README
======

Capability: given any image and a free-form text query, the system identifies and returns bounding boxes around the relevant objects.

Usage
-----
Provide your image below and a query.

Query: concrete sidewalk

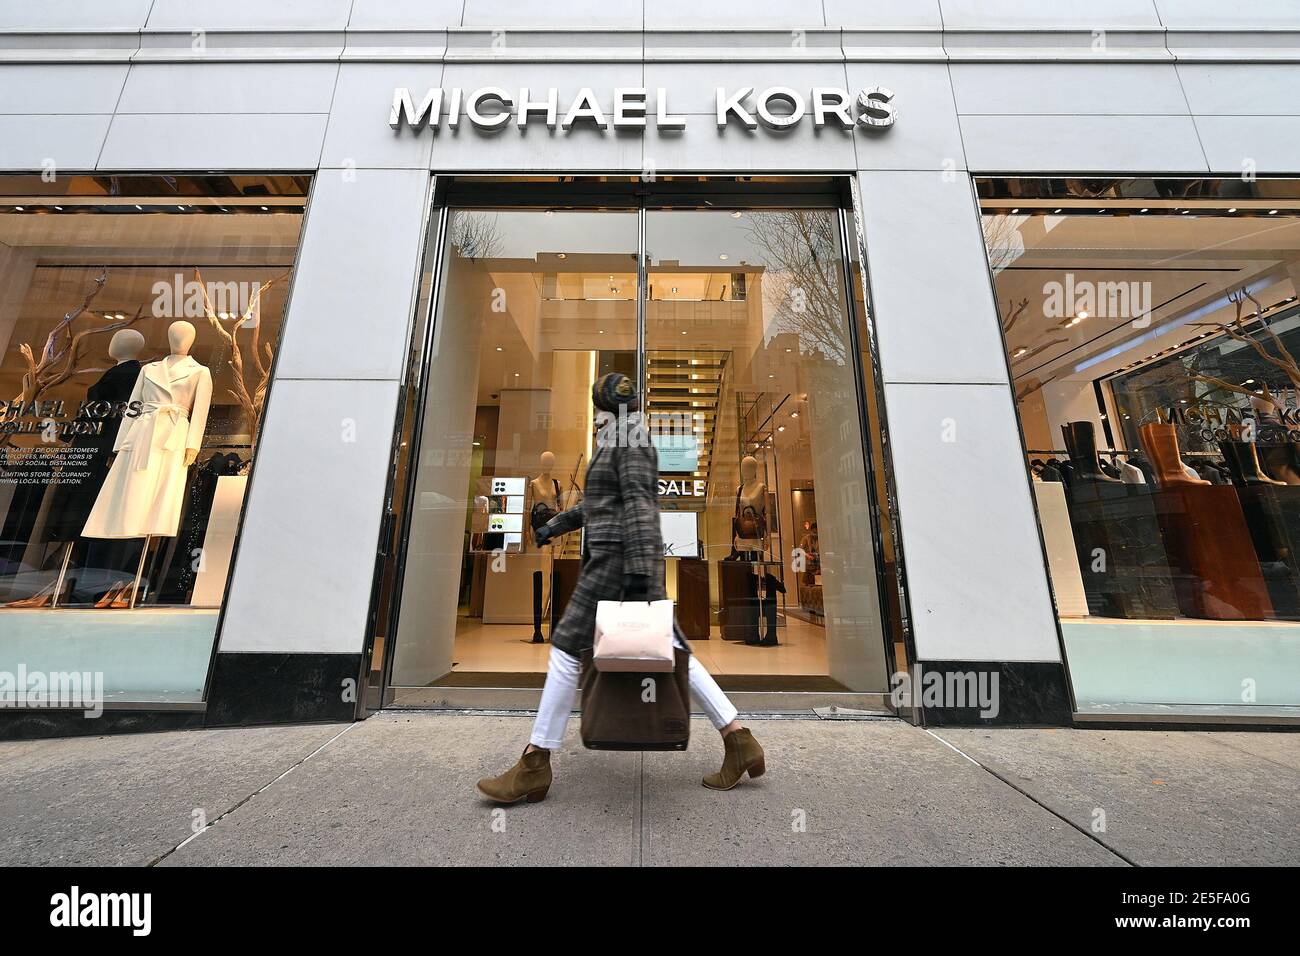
[1,714,1296,866]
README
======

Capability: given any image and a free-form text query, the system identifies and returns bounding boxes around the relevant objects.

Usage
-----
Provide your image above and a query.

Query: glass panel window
[0,174,309,706]
[979,177,1300,715]
[390,208,639,688]
[644,209,887,692]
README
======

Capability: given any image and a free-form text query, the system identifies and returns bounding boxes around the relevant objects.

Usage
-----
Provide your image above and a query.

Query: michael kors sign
[389,86,896,132]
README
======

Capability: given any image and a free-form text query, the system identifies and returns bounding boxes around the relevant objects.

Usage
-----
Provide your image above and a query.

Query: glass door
[387,207,638,693]
[644,208,890,693]
[379,179,894,704]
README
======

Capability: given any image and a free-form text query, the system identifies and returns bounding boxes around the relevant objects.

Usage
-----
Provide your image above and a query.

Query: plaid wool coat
[542,414,686,657]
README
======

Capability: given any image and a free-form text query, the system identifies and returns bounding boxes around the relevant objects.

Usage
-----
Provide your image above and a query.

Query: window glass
[979,178,1300,714]
[0,175,308,706]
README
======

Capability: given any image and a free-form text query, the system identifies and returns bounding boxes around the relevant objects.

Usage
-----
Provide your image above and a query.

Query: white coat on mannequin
[82,321,213,539]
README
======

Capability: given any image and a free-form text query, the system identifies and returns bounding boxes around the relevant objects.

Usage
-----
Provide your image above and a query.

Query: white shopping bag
[593,599,675,672]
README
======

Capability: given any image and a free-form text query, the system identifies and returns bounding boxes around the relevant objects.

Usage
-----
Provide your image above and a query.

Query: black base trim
[204,652,361,726]
[914,660,1072,727]
[0,708,206,741]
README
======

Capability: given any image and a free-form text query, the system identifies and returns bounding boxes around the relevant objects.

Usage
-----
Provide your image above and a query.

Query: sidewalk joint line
[923,729,1139,868]
[147,722,361,866]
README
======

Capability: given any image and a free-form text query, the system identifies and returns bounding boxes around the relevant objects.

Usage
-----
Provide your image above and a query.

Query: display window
[979,177,1300,716]
[379,178,893,699]
[0,174,309,705]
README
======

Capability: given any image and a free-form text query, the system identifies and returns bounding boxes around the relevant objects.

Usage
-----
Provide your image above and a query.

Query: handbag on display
[592,598,675,671]
[579,647,691,751]
[733,486,768,540]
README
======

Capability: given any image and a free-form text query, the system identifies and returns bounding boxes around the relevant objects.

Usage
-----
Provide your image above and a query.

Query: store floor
[444,614,836,689]
[5,715,1297,866]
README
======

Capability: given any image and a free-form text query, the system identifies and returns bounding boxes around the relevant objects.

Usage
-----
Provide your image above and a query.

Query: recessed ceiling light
[261,205,268,211]
[784,347,792,352]
[731,212,742,219]
[557,252,566,259]
[1228,207,1237,213]
[14,206,22,211]
[1270,209,1279,215]
[598,329,604,334]
[777,425,785,432]
[1011,208,1019,214]
[790,411,798,418]
[671,287,677,293]
[680,330,687,335]
[1053,208,1062,214]
[513,372,520,377]
[719,254,728,261]
[1140,208,1148,213]
[495,346,503,352]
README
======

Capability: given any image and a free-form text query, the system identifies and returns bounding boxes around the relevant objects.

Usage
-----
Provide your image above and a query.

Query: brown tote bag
[579,648,691,751]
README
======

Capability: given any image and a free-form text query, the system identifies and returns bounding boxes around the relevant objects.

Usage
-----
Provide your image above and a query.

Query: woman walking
[476,372,766,804]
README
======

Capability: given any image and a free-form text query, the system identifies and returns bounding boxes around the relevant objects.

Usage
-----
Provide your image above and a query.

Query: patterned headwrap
[591,371,639,413]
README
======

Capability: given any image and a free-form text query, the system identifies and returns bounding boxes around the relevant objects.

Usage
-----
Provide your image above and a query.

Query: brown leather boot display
[702,727,765,791]
[1139,423,1209,486]
[476,747,552,804]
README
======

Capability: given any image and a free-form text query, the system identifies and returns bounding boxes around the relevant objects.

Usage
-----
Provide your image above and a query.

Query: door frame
[361,174,915,716]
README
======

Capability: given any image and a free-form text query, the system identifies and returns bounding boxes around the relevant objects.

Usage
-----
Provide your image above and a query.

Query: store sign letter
[390,86,895,133]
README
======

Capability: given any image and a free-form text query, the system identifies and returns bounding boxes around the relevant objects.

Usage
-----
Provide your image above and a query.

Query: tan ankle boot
[476,748,552,804]
[703,728,765,791]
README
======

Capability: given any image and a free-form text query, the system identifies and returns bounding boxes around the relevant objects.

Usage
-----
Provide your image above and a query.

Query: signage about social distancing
[390,86,896,132]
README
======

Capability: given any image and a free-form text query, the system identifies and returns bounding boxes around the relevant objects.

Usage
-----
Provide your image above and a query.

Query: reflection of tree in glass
[745,210,847,365]
[451,212,504,260]
[982,214,1024,274]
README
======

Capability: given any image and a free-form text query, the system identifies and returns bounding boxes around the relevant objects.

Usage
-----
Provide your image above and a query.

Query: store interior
[0,175,306,701]
[981,178,1300,712]
[389,201,888,694]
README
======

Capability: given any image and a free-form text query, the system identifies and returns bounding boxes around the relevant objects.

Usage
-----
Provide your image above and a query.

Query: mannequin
[26,330,148,609]
[44,329,146,541]
[733,456,769,553]
[732,455,781,646]
[83,320,213,541]
[527,450,563,547]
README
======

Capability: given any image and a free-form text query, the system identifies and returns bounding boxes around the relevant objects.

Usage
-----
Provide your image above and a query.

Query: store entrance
[369,177,899,710]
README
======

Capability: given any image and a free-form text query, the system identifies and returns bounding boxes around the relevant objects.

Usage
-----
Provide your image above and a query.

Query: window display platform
[0,608,217,703]
[1062,618,1300,711]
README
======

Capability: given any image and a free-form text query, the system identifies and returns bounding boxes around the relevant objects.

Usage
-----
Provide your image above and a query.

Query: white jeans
[530,643,739,750]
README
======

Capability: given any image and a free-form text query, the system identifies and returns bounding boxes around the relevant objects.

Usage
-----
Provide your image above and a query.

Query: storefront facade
[3,1,1300,738]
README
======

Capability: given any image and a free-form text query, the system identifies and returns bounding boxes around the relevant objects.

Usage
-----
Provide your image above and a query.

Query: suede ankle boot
[703,728,765,791]
[476,747,552,804]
